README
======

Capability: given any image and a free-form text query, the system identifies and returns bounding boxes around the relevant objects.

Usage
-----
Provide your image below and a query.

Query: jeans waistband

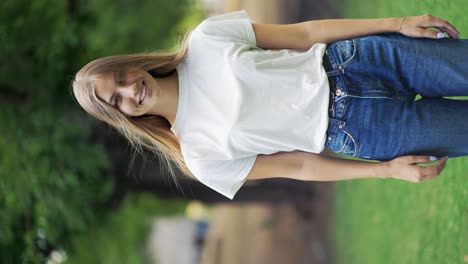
[323,51,350,154]
[323,50,346,78]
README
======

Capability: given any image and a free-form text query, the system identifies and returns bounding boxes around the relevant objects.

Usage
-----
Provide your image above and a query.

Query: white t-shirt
[171,10,330,199]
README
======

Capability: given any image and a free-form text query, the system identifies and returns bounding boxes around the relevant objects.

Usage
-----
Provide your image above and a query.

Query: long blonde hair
[72,30,195,189]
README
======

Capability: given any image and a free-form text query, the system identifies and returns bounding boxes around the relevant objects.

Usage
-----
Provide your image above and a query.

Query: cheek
[120,102,137,116]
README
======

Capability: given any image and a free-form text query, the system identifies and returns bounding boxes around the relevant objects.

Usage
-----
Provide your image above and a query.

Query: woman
[73,10,467,200]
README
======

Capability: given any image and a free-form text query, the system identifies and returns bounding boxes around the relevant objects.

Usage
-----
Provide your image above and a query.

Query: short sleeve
[195,10,257,47]
[185,155,257,200]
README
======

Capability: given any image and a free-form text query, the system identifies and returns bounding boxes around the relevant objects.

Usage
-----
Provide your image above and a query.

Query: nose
[119,83,139,100]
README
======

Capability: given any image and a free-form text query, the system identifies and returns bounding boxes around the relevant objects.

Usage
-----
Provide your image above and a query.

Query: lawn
[332,1,468,263]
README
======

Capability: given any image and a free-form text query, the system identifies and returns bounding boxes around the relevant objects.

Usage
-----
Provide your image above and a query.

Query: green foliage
[0,104,111,263]
[0,0,203,262]
[81,0,199,56]
[332,1,468,263]
[66,193,187,264]
[0,0,72,103]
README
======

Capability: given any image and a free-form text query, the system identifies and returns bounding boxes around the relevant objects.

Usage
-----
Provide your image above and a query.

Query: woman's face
[94,68,160,117]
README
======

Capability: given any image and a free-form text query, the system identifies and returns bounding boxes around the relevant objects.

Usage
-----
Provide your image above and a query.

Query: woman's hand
[384,155,448,182]
[398,14,460,39]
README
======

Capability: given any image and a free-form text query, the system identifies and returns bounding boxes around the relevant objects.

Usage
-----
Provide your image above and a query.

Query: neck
[149,70,179,126]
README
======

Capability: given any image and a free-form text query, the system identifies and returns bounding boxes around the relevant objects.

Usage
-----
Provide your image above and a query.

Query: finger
[405,155,439,164]
[431,18,460,38]
[436,156,449,171]
[420,156,448,179]
[435,26,459,39]
[421,15,459,39]
[418,28,440,39]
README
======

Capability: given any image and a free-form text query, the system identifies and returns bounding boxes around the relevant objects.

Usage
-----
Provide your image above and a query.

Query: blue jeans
[323,34,468,160]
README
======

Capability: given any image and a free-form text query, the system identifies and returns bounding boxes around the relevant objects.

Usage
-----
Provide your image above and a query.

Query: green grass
[332,1,468,263]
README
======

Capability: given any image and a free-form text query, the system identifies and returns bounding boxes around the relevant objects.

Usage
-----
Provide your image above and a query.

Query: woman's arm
[252,14,460,50]
[246,151,447,183]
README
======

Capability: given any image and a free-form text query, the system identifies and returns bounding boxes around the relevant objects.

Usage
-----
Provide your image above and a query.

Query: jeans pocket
[331,39,358,66]
[325,124,358,157]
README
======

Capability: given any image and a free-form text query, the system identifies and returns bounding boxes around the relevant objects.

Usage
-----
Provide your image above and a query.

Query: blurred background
[0,0,466,263]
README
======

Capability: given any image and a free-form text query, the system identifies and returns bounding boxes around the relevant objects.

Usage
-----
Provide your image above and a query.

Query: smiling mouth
[139,81,147,104]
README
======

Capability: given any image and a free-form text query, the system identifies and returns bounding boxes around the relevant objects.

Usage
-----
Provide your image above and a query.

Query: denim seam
[337,43,350,59]
[347,94,411,100]
[342,127,359,157]
[346,80,414,100]
[338,39,358,67]
[334,95,349,120]
[336,139,348,153]
[326,48,347,85]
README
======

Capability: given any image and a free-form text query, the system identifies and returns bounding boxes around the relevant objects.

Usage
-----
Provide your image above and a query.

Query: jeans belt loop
[329,117,346,128]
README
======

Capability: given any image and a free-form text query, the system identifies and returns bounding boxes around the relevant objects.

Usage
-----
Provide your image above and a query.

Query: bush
[0,0,203,262]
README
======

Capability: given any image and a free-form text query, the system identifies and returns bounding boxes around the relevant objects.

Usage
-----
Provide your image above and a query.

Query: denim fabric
[323,34,468,160]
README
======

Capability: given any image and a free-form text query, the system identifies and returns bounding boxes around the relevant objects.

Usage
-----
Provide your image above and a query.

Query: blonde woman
[73,11,466,199]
